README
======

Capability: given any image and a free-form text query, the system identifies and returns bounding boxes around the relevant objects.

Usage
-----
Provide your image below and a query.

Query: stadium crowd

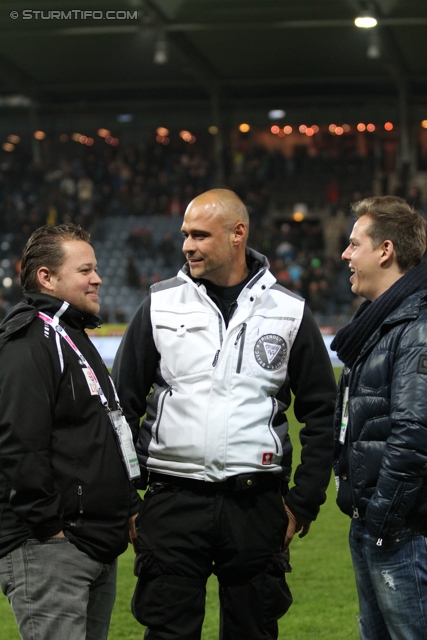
[0,130,425,326]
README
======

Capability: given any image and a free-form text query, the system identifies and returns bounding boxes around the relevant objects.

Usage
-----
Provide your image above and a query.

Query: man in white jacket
[113,188,336,640]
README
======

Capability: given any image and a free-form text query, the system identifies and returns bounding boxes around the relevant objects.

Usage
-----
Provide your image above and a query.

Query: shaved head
[187,189,249,237]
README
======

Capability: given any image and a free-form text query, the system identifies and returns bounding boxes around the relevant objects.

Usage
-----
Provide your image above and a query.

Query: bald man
[113,188,336,640]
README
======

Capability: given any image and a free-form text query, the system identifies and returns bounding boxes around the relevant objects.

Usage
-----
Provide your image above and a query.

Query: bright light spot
[329,124,337,133]
[305,128,314,137]
[110,138,119,146]
[2,143,14,152]
[311,125,319,133]
[268,109,286,120]
[86,138,94,146]
[189,136,196,144]
[367,123,376,132]
[34,130,46,140]
[72,133,82,142]
[299,125,307,133]
[343,124,350,132]
[7,135,20,144]
[97,129,110,138]
[354,16,377,28]
[156,127,169,137]
[384,122,393,131]
[180,130,192,142]
[293,212,304,222]
[357,123,366,132]
[271,125,280,134]
[239,123,250,133]
[284,126,293,134]
[208,126,219,135]
[105,136,113,144]
[79,135,88,144]
[422,120,427,129]
[60,134,68,142]
[335,127,344,135]
[2,277,12,288]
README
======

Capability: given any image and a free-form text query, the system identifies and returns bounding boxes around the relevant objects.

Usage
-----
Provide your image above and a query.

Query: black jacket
[334,290,427,544]
[0,293,140,563]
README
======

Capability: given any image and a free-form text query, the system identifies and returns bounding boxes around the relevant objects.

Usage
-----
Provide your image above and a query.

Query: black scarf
[331,260,427,369]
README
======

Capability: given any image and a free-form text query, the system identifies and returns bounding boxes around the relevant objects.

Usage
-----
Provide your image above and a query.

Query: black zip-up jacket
[334,290,427,544]
[0,293,140,563]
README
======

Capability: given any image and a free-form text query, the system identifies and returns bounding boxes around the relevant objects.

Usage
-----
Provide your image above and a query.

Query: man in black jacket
[332,196,427,640]
[0,223,141,640]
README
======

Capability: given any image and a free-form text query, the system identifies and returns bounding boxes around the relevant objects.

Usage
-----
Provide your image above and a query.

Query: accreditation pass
[109,410,140,480]
[339,387,349,444]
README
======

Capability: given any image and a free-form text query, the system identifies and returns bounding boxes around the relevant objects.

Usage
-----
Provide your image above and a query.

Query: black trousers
[132,473,292,640]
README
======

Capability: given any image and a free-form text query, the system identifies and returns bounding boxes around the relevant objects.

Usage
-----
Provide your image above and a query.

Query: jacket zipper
[212,313,224,367]
[70,372,76,401]
[77,485,83,514]
[268,397,280,453]
[234,323,247,373]
[342,366,360,521]
[375,482,405,546]
[154,386,173,444]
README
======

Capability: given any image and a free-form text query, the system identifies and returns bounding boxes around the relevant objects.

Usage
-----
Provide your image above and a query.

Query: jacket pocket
[153,308,215,377]
[153,386,173,444]
[235,323,247,373]
[268,397,280,453]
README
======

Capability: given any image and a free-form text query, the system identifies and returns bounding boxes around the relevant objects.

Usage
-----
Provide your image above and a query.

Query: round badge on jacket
[254,334,287,370]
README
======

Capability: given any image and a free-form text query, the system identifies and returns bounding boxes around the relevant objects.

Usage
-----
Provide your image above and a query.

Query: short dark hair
[20,223,91,292]
[351,196,426,272]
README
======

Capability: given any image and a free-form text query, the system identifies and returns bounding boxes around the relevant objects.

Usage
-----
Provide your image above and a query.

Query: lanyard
[38,304,120,412]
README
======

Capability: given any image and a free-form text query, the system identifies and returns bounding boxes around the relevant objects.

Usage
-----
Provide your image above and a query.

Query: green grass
[1,368,359,639]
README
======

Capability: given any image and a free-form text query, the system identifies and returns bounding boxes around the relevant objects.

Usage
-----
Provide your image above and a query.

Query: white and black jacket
[113,249,336,521]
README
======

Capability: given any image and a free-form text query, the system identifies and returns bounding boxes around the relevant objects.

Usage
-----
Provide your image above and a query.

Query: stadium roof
[0,0,426,127]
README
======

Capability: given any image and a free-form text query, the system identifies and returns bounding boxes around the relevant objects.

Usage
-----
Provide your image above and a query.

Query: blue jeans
[0,537,117,640]
[350,518,427,640]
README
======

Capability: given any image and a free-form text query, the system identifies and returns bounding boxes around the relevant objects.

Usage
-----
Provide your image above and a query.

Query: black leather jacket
[334,290,427,544]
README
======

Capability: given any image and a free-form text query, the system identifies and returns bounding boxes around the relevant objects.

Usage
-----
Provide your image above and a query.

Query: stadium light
[355,13,377,28]
[154,34,168,64]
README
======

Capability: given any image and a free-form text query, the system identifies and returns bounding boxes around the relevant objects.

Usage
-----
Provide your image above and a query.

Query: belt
[148,471,280,493]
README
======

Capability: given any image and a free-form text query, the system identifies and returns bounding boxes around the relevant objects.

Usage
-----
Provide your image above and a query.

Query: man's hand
[283,503,311,552]
[128,513,139,554]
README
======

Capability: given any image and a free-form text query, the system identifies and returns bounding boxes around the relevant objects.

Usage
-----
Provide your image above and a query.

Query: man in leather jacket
[332,196,427,640]
[0,223,140,640]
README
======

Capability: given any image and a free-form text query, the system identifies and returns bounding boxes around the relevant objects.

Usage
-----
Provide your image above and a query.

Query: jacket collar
[17,292,102,330]
[355,289,427,364]
[382,289,427,325]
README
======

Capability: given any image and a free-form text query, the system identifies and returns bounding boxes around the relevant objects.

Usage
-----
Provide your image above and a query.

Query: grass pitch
[1,367,359,639]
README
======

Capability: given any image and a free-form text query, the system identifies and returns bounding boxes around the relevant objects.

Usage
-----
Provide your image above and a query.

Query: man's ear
[379,239,395,267]
[36,267,54,292]
[232,222,247,247]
